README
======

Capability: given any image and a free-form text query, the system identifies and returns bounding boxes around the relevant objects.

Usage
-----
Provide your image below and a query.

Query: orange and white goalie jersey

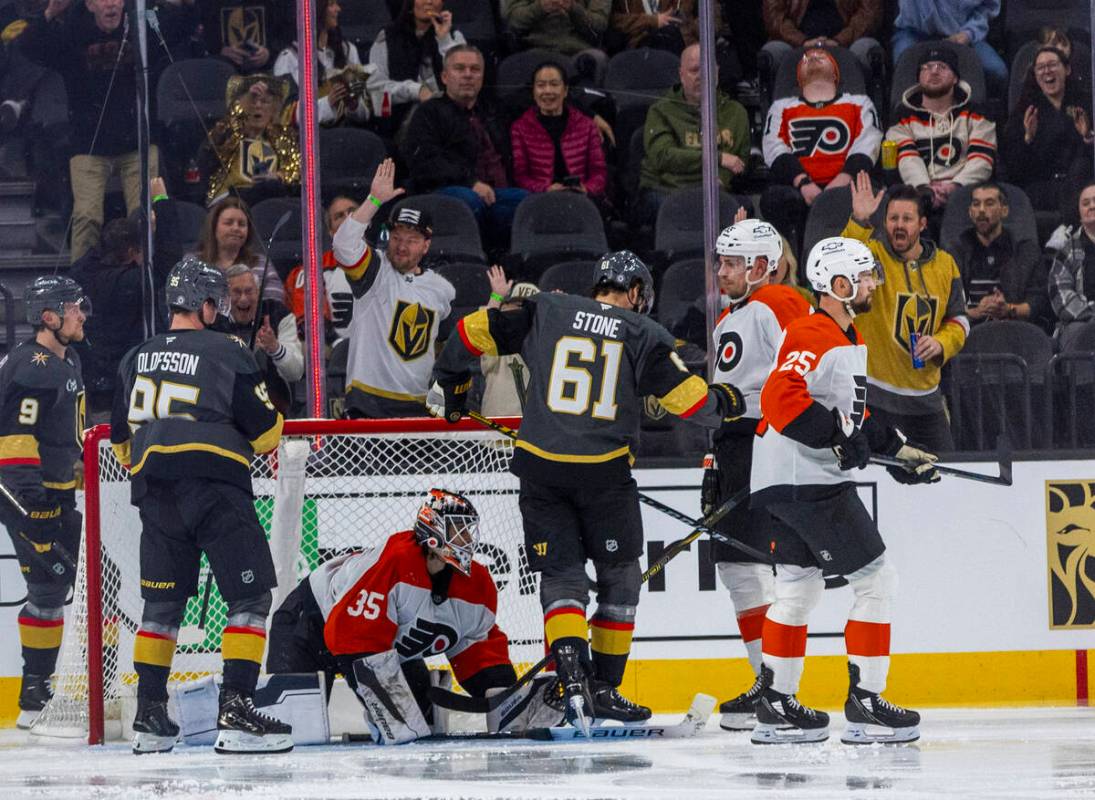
[712,284,813,419]
[751,311,868,503]
[309,531,511,684]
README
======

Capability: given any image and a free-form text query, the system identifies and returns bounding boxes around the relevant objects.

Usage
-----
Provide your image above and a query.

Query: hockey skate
[718,670,767,731]
[751,667,829,744]
[132,697,180,754]
[841,663,920,744]
[213,688,294,754]
[552,643,594,736]
[16,674,52,730]
[591,681,651,723]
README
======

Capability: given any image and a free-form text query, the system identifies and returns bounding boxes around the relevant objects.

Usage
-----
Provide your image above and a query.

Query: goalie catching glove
[883,430,939,485]
[426,379,472,424]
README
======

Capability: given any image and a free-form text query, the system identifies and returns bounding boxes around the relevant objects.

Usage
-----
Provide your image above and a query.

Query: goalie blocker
[266,492,561,742]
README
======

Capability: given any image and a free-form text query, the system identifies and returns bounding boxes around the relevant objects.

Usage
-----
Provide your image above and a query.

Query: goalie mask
[414,489,480,575]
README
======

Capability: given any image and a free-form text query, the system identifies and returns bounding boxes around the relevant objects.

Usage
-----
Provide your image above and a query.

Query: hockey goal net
[33,417,542,744]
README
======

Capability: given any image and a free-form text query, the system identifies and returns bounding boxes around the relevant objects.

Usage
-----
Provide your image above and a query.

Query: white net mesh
[32,420,541,741]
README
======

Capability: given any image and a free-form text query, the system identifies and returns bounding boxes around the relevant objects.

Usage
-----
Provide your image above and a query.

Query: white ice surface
[1,706,1094,799]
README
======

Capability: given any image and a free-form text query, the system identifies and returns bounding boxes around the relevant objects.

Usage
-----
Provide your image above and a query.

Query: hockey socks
[222,625,266,693]
[17,603,63,678]
[760,617,808,696]
[735,604,768,676]
[134,627,177,701]
[589,612,634,688]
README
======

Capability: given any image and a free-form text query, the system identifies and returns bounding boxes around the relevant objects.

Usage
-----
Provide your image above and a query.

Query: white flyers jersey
[333,216,455,402]
[711,284,813,419]
[751,311,868,503]
[310,531,511,684]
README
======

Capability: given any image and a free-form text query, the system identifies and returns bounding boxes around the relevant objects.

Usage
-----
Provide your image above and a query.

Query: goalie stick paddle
[428,488,752,715]
[343,693,715,744]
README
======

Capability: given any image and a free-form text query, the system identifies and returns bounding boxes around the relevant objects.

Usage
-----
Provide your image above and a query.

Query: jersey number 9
[547,337,624,421]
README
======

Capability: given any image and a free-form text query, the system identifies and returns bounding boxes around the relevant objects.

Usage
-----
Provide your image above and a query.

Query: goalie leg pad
[845,555,897,694]
[351,650,432,745]
[486,675,565,733]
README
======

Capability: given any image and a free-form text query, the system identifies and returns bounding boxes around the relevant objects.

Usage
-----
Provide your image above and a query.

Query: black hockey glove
[830,407,871,470]
[710,382,745,421]
[17,505,75,583]
[426,379,471,424]
[883,428,940,485]
[700,452,719,517]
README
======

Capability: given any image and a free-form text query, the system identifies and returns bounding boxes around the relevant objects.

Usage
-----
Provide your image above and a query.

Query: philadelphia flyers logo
[395,618,460,659]
[716,330,744,373]
[788,117,851,156]
[916,138,962,167]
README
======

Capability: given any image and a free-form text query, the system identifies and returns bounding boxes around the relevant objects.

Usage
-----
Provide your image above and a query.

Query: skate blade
[132,731,177,754]
[751,722,828,744]
[15,710,41,730]
[718,712,756,731]
[841,723,920,745]
[214,730,294,754]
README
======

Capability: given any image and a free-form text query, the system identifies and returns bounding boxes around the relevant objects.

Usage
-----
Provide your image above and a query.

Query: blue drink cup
[909,331,924,369]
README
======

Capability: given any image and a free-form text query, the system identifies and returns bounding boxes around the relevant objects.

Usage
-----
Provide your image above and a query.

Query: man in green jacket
[639,43,752,226]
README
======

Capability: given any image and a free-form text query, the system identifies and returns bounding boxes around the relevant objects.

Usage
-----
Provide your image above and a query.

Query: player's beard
[851,293,873,314]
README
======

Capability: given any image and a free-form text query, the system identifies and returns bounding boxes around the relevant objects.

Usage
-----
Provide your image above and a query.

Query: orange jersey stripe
[845,620,890,657]
[762,618,808,658]
[736,604,769,642]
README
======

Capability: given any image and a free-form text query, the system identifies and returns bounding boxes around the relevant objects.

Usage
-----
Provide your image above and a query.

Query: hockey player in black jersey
[0,276,88,728]
[429,251,745,732]
[111,256,290,755]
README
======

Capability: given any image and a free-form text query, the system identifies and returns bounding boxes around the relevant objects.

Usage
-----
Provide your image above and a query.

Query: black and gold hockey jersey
[0,340,84,502]
[434,292,725,487]
[110,329,283,496]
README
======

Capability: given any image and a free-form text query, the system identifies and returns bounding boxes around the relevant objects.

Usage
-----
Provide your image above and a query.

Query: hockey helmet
[592,250,655,314]
[414,488,480,575]
[714,220,785,296]
[165,255,231,316]
[805,237,881,303]
[24,275,90,325]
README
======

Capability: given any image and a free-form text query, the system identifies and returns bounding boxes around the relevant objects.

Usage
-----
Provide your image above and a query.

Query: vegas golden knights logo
[240,139,277,181]
[388,301,436,361]
[1046,480,1095,628]
[892,293,938,353]
[222,7,266,49]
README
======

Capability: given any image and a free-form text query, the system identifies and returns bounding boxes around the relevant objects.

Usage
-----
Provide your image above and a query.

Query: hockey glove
[885,430,939,484]
[831,407,871,470]
[425,379,470,424]
[710,382,745,421]
[700,452,719,517]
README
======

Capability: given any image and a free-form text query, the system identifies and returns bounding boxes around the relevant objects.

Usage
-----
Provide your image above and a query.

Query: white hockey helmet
[714,219,784,273]
[805,236,880,302]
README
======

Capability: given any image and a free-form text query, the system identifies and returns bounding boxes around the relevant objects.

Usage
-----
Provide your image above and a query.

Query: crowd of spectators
[1,0,1094,453]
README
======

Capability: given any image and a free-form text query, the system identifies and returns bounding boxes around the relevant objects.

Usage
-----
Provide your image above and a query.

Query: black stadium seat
[890,40,986,115]
[539,260,596,296]
[434,262,490,339]
[654,187,739,263]
[939,182,1038,256]
[319,128,386,201]
[510,192,607,281]
[603,48,680,110]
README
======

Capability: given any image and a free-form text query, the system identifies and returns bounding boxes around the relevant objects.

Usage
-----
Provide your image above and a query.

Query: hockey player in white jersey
[702,219,814,731]
[267,489,563,743]
[332,158,455,418]
[749,237,939,745]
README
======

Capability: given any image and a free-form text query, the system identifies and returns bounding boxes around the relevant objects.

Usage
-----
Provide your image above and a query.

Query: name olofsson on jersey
[136,351,200,377]
[572,309,622,338]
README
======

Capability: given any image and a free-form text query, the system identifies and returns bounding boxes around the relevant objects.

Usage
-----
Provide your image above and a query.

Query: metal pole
[132,0,154,337]
[297,0,327,417]
[696,0,720,380]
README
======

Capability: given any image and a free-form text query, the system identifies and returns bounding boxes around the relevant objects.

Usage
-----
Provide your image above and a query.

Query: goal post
[40,417,540,745]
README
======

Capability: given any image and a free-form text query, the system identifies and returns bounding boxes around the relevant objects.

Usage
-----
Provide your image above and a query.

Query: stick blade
[995,434,1013,486]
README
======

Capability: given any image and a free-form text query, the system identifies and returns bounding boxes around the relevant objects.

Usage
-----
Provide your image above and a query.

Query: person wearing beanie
[760,47,883,255]
[885,44,997,210]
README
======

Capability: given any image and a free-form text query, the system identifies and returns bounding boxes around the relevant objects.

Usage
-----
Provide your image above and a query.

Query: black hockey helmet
[165,255,230,315]
[591,250,655,314]
[24,275,90,325]
[414,488,480,575]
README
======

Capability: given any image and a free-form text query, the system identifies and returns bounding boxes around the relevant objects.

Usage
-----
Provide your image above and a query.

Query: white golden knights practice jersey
[712,284,813,420]
[751,311,869,504]
[309,530,511,685]
[332,216,455,405]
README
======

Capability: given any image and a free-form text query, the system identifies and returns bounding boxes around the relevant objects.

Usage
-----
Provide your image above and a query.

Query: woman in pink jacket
[510,62,608,199]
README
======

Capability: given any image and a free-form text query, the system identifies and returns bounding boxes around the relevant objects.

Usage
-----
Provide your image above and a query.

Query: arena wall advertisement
[0,457,1092,721]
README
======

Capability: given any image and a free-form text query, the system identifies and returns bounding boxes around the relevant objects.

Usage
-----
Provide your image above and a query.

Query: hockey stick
[0,477,78,580]
[428,486,751,714]
[868,437,1013,486]
[343,693,715,743]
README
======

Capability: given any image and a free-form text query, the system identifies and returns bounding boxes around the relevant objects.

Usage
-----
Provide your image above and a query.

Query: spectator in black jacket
[21,0,186,261]
[400,45,528,248]
[949,182,1051,333]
